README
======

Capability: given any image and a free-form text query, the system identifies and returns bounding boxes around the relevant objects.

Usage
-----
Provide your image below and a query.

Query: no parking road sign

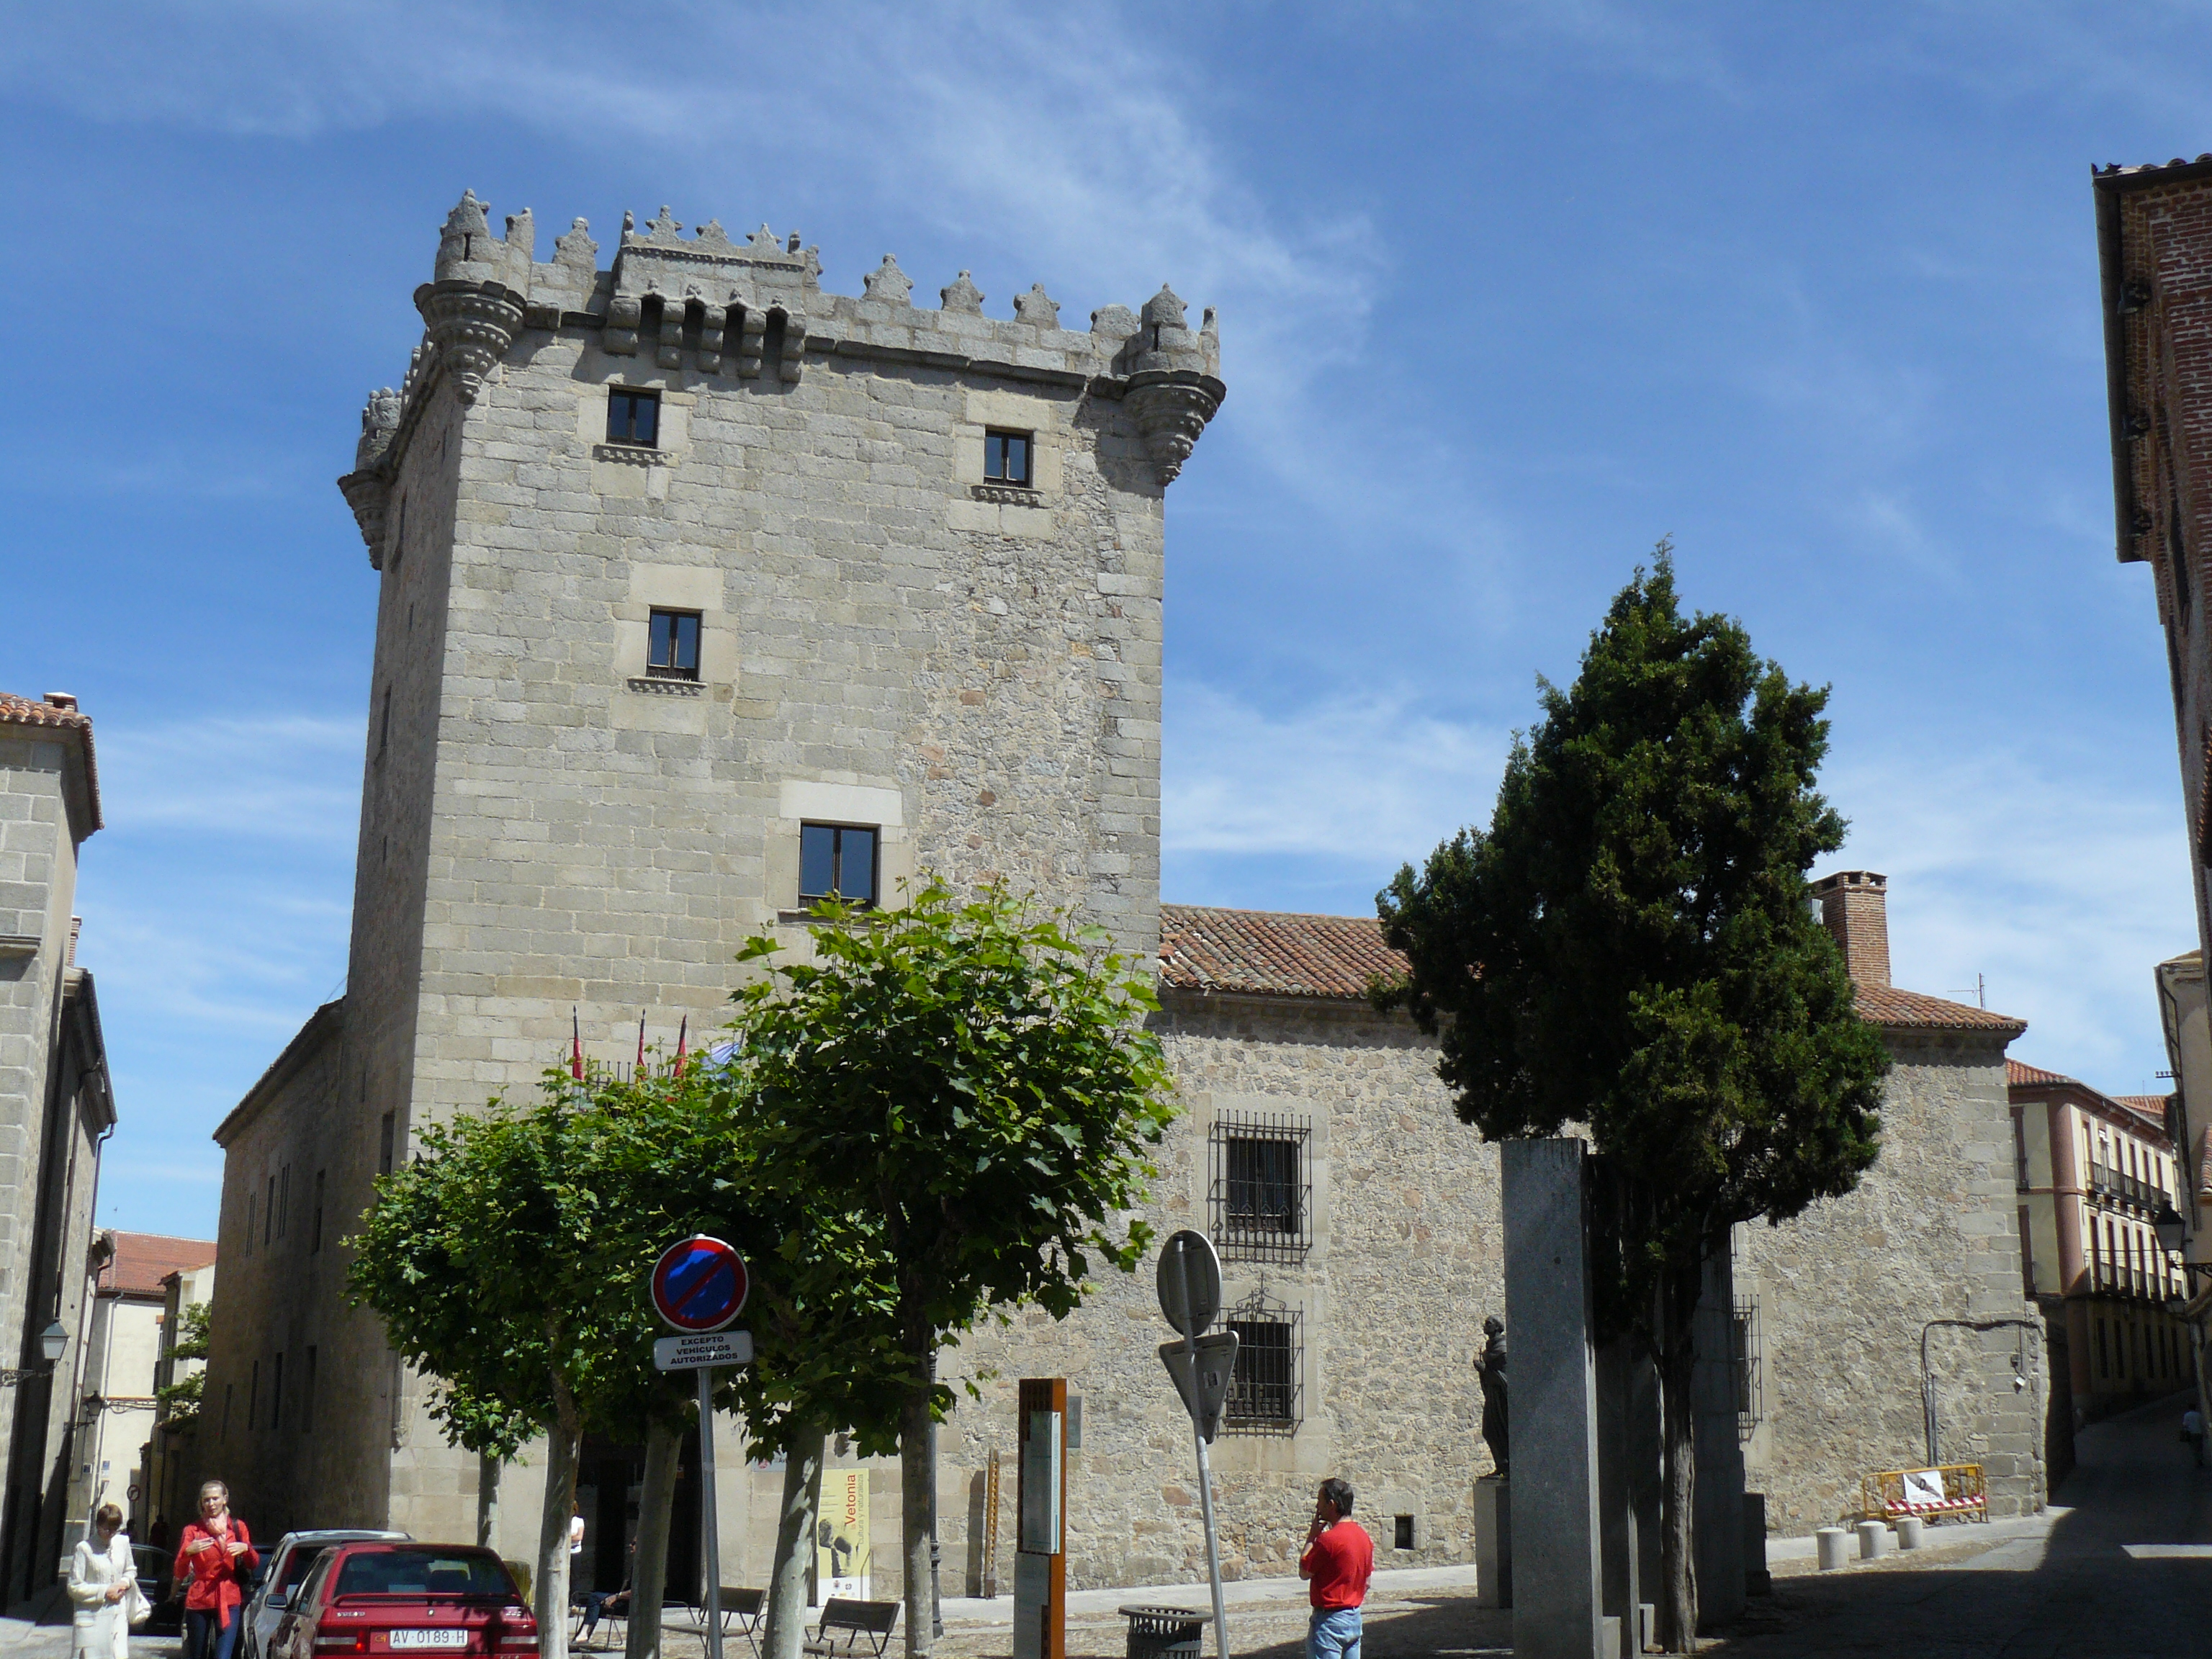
[651,1235,750,1333]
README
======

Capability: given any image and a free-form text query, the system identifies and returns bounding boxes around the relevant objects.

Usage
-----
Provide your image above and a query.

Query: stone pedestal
[1473,1476,1511,1607]
[1815,1527,1848,1571]
[1743,1493,1771,1596]
[1503,1138,1605,1659]
[1691,1245,1747,1628]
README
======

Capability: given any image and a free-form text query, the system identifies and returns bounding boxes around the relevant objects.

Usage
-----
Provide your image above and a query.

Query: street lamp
[2155,1202,2185,1257]
[0,1321,71,1386]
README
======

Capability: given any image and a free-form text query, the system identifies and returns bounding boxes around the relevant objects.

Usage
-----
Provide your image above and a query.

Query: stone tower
[199,193,1223,1541]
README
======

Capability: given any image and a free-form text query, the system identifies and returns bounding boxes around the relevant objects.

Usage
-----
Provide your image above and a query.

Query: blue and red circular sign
[650,1236,750,1334]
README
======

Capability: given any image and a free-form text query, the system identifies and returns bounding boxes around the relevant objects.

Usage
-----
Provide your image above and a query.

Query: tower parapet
[338,192,1225,563]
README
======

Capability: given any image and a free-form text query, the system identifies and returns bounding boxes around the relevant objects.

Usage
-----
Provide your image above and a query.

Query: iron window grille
[984,429,1033,487]
[647,608,702,680]
[1224,1289,1303,1435]
[1209,1111,1313,1264]
[1732,1298,1763,1443]
[607,387,660,447]
[799,822,879,907]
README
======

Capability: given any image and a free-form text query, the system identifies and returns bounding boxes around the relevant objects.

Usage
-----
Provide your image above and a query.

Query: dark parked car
[269,1542,537,1659]
[130,1544,181,1635]
[242,1531,411,1659]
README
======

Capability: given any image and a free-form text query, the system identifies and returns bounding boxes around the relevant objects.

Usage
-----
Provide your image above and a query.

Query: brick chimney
[1812,871,1889,988]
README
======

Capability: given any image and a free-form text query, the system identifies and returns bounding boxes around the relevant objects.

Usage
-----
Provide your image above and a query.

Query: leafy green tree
[154,1303,212,1430]
[730,881,1177,1657]
[1375,549,1889,1652]
[348,1062,916,1659]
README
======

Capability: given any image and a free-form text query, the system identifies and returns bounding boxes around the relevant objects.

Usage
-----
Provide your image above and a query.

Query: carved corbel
[1124,370,1226,485]
[338,469,392,570]
[413,280,525,403]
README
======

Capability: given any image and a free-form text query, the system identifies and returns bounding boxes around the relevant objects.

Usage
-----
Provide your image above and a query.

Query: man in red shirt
[1298,1478,1374,1659]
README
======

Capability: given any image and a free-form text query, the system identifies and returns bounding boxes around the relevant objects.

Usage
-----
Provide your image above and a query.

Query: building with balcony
[2007,1059,2189,1431]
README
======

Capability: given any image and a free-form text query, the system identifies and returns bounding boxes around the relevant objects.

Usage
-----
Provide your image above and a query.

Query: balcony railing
[2087,1164,2172,1213]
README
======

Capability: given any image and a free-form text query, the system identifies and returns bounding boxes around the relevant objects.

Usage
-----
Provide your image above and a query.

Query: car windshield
[334,1552,510,1598]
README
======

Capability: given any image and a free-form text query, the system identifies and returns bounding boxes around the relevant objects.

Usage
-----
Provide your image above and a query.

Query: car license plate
[388,1633,468,1650]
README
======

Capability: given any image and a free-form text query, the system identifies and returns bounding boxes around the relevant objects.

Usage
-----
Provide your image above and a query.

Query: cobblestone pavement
[1706,1390,2211,1658]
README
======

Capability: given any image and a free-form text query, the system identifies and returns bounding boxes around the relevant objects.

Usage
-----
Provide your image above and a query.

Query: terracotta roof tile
[2008,1059,2070,1087]
[0,691,102,832]
[2006,1068,2173,1149]
[1159,904,2027,1038]
[1158,905,1406,1000]
[1845,984,2026,1034]
[98,1232,217,1298]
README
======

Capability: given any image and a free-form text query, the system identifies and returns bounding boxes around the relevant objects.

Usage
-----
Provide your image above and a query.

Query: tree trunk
[901,1387,935,1658]
[1657,1264,1701,1654]
[537,1411,583,1659]
[761,1426,825,1659]
[479,1455,501,1550]
[624,1419,683,1659]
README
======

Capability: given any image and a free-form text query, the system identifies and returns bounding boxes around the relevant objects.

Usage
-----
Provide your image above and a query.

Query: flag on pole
[571,1008,583,1080]
[675,1015,688,1072]
[637,1008,647,1067]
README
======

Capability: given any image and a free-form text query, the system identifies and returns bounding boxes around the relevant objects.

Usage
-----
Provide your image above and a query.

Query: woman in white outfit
[67,1502,140,1659]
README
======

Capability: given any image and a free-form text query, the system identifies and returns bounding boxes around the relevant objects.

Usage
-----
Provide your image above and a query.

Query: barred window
[1209,1112,1312,1264]
[1225,1291,1302,1434]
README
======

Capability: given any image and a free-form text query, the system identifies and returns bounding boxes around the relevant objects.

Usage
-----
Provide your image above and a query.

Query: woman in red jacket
[173,1480,258,1659]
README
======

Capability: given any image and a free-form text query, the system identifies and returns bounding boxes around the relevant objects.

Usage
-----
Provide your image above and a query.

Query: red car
[270,1542,537,1659]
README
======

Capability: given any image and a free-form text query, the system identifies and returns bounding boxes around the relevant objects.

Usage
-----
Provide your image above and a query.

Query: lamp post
[0,1321,69,1386]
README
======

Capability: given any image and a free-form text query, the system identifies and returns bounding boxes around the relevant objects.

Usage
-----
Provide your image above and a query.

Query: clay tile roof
[2113,1095,2175,1136]
[1157,904,1407,1000]
[2007,1058,2072,1087]
[0,691,102,832]
[1159,904,2027,1040]
[98,1233,217,1298]
[1846,984,2026,1035]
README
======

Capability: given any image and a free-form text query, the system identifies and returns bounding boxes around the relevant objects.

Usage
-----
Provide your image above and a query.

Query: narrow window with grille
[1224,1292,1302,1433]
[1208,1112,1312,1264]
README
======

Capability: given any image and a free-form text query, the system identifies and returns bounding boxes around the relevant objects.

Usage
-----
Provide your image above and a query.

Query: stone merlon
[336,191,1226,560]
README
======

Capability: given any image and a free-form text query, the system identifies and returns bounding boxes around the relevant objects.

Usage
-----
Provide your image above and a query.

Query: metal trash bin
[1120,1605,1206,1659]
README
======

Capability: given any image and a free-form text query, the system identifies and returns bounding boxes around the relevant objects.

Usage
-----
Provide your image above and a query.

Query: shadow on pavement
[1704,1389,2212,1658]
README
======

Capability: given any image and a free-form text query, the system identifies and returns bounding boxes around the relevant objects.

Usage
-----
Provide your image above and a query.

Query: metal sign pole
[698,1365,724,1659]
[1177,1249,1229,1659]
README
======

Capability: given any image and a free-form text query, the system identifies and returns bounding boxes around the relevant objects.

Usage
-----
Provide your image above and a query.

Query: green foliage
[156,1303,212,1431]
[168,1301,211,1361]
[730,880,1177,1375]
[1376,546,1890,1323]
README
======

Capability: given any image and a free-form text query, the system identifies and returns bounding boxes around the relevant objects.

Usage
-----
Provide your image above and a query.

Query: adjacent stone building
[0,691,116,1598]
[2095,153,2212,1423]
[73,1233,217,1540]
[202,194,2041,1602]
[2005,1059,2188,1440]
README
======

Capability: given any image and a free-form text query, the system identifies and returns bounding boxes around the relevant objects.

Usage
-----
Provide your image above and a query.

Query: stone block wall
[1740,1030,2046,1531]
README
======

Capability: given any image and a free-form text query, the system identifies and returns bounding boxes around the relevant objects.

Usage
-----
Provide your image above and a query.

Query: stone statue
[1475,1315,1509,1476]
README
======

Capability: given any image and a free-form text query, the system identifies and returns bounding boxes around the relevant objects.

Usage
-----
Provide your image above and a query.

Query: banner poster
[817,1470,871,1600]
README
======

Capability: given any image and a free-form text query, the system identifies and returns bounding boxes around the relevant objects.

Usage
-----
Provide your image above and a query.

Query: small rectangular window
[608,388,660,448]
[278,1165,289,1238]
[647,609,702,680]
[264,1175,276,1245]
[984,429,1033,486]
[302,1346,317,1433]
[1393,1516,1415,1551]
[271,1350,284,1431]
[799,823,878,906]
[1209,1112,1313,1264]
[1225,1294,1302,1434]
[311,1170,325,1254]
[379,1112,396,1177]
[244,1193,256,1258]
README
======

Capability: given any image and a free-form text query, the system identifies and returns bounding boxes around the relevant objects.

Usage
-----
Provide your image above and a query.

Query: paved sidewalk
[1707,1389,2212,1656]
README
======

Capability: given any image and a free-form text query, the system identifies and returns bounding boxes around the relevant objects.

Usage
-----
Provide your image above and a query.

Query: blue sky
[4,1,2206,1238]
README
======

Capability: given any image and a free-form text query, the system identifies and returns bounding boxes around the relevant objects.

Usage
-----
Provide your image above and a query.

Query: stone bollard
[1816,1527,1849,1570]
[1856,1520,1889,1560]
[1896,1516,1923,1551]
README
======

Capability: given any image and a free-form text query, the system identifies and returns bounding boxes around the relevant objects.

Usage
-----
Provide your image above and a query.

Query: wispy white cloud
[99,714,363,840]
[1164,677,1506,865]
[1830,736,2194,1092]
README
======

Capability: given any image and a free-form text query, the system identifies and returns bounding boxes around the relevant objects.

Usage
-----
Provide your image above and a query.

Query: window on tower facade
[607,387,661,448]
[799,823,878,906]
[984,429,1033,486]
[647,609,702,680]
[1209,1111,1312,1264]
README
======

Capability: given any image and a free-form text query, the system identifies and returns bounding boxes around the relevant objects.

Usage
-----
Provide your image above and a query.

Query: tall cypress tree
[1375,546,1889,1651]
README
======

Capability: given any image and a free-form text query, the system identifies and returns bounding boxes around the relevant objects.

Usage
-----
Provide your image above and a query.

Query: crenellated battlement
[338,192,1224,563]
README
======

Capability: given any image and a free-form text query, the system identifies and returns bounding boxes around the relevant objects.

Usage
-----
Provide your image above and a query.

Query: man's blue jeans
[1307,1606,1362,1659]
